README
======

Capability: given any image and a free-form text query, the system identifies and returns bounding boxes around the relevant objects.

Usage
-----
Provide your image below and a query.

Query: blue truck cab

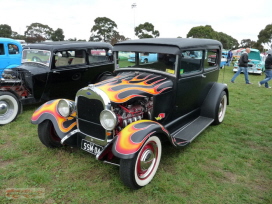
[0,38,22,76]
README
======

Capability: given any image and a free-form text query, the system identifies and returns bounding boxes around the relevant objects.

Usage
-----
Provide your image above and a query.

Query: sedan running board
[172,116,214,147]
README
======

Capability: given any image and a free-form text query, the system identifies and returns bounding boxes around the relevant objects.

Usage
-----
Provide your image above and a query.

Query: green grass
[0,66,271,204]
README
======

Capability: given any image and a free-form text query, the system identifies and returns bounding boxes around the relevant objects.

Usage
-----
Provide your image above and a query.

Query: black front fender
[31,99,77,139]
[112,120,169,159]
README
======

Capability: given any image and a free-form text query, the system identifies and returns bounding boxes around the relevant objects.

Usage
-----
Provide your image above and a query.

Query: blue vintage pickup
[0,38,22,76]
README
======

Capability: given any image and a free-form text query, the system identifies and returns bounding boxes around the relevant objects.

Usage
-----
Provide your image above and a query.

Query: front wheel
[119,135,162,189]
[213,91,227,125]
[0,92,20,125]
[38,120,62,148]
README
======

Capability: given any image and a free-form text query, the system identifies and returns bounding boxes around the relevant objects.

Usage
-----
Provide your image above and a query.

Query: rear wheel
[119,135,162,189]
[213,91,227,125]
[38,120,62,148]
[0,92,20,125]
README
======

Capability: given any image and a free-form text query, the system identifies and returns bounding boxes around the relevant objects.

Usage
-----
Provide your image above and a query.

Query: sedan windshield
[22,49,51,66]
[117,51,177,75]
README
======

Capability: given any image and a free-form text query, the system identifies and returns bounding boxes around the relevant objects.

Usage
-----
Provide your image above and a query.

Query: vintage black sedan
[31,38,229,189]
[0,41,114,125]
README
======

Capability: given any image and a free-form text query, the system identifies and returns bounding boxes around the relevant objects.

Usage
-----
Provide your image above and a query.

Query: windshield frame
[115,51,179,76]
[22,49,51,67]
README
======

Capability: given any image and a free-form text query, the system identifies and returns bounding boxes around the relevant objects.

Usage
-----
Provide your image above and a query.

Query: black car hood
[12,63,49,75]
[95,72,173,103]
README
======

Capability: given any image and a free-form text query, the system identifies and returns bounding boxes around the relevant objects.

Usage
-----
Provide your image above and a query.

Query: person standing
[258,53,272,88]
[231,48,252,84]
[226,50,233,66]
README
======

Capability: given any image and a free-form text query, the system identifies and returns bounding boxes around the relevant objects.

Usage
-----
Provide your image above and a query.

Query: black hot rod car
[0,41,114,125]
[31,38,229,189]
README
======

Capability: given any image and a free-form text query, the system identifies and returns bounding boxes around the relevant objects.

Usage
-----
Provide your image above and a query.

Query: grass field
[0,66,271,204]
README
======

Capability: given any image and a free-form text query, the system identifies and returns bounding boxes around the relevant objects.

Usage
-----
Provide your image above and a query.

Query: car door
[45,49,90,100]
[7,42,21,67]
[0,42,8,75]
[46,49,114,100]
[202,49,221,94]
[172,51,205,117]
[168,50,205,132]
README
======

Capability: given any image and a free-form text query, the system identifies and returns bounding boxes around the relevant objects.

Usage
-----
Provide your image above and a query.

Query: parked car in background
[0,41,114,125]
[31,38,229,190]
[207,49,227,69]
[0,38,22,76]
[233,48,265,75]
[128,52,158,63]
[232,48,244,61]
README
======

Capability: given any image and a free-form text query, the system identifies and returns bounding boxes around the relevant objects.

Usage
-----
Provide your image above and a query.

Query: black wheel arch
[200,82,229,119]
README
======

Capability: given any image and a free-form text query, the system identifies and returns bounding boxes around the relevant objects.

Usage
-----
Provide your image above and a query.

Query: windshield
[22,49,51,66]
[117,51,177,75]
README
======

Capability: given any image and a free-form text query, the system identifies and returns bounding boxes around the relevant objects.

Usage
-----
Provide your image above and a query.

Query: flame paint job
[112,120,169,159]
[31,99,76,139]
[95,72,173,103]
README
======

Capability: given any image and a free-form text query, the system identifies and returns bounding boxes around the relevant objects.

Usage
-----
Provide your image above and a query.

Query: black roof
[113,38,222,52]
[23,41,113,51]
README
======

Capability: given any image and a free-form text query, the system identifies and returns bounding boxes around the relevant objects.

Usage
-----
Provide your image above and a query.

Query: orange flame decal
[96,72,173,103]
[114,120,169,156]
[31,100,76,134]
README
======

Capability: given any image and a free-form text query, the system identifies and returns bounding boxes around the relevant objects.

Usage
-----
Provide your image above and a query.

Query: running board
[172,116,214,146]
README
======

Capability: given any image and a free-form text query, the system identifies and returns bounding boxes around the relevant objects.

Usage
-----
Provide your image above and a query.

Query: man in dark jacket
[226,50,233,66]
[231,48,252,84]
[258,53,272,88]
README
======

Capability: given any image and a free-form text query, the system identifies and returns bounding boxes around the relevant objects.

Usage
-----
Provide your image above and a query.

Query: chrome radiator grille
[77,96,105,140]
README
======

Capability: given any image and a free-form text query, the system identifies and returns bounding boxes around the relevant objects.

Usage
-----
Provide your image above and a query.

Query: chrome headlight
[100,110,117,130]
[57,99,75,117]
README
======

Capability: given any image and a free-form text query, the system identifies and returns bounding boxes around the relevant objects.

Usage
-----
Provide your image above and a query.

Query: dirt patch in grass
[0,159,14,168]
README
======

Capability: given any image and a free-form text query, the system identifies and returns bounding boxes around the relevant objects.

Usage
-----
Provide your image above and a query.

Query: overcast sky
[1,0,272,45]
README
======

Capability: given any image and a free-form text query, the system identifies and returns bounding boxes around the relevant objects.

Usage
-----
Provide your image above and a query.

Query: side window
[0,44,4,55]
[55,50,86,67]
[205,50,218,69]
[8,43,19,55]
[88,49,110,63]
[71,50,86,65]
[179,50,202,75]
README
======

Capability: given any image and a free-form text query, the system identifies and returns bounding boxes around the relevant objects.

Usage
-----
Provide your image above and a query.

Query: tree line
[0,17,271,51]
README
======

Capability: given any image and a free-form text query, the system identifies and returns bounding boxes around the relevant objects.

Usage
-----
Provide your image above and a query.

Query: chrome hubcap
[0,101,8,115]
[218,97,226,119]
[138,142,157,179]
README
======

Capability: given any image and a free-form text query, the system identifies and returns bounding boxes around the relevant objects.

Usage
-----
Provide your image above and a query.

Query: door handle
[202,74,206,78]
[53,71,60,74]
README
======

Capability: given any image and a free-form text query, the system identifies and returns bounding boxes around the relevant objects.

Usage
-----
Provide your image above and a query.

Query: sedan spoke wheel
[136,140,158,180]
[218,95,227,122]
[216,91,227,124]
[0,92,19,125]
[120,136,161,189]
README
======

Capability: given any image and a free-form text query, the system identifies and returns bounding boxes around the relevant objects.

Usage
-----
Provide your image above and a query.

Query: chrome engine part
[113,97,153,131]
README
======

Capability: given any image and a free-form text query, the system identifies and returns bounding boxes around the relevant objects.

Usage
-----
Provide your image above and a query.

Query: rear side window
[0,44,4,55]
[55,50,86,67]
[88,49,110,63]
[8,43,19,55]
[205,50,219,69]
[179,50,203,75]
